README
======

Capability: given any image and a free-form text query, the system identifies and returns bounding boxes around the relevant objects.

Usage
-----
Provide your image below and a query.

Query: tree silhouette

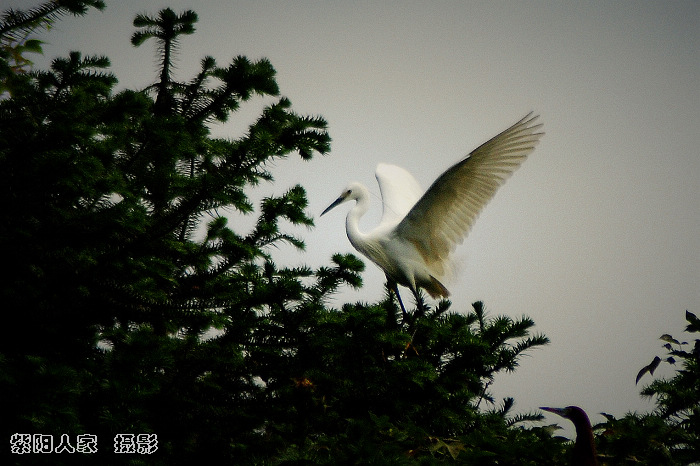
[595,311,700,465]
[130,8,197,114]
[0,0,104,40]
[0,0,104,94]
[1,4,570,465]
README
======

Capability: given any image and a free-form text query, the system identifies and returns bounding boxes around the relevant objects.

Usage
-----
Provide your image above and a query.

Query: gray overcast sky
[7,0,699,435]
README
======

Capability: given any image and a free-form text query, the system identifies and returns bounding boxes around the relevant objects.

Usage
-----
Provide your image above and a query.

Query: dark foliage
[1,3,571,465]
[595,311,700,465]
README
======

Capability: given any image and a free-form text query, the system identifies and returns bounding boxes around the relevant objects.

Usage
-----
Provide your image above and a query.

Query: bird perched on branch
[321,113,543,315]
[541,406,599,466]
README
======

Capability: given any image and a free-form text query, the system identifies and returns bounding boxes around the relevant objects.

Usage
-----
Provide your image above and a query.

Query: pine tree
[1,4,566,465]
[0,0,105,94]
[0,3,332,463]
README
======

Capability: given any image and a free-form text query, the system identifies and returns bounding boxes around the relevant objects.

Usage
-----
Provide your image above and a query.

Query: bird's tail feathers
[425,275,450,299]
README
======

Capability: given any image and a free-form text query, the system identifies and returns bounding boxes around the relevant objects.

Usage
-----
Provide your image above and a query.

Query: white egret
[321,113,543,315]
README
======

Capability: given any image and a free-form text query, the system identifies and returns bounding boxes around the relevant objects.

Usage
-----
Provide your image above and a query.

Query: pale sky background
[7,0,699,437]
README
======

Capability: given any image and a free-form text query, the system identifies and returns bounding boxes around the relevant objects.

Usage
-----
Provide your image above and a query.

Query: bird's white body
[339,177,449,297]
[322,113,543,301]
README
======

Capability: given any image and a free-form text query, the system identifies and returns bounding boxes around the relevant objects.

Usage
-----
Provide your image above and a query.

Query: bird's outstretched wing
[394,113,543,277]
[375,163,424,229]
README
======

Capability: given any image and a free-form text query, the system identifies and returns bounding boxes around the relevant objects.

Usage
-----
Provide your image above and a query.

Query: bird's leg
[386,276,408,319]
[411,287,426,319]
[394,285,409,319]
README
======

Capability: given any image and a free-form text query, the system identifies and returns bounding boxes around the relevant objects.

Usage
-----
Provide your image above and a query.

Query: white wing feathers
[394,113,544,277]
[375,163,424,228]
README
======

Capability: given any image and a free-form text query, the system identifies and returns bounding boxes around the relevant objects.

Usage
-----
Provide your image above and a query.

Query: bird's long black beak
[320,196,345,217]
[540,407,567,417]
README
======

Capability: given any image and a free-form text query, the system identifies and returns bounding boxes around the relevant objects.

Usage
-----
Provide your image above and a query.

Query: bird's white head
[320,182,365,216]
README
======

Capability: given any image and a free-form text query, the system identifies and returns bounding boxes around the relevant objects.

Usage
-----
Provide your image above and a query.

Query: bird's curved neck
[345,185,371,251]
[572,416,598,466]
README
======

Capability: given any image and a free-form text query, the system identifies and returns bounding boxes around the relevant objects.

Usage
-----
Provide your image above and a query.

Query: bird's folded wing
[394,113,544,275]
